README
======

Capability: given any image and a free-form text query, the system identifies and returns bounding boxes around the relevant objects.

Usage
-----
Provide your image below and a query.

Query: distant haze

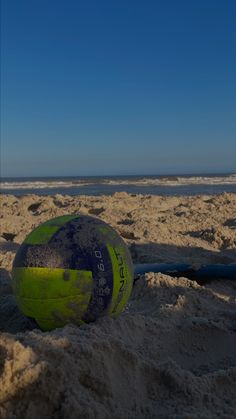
[1,0,236,177]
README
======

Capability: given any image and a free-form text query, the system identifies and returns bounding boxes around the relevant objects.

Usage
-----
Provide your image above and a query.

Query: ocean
[1,173,236,196]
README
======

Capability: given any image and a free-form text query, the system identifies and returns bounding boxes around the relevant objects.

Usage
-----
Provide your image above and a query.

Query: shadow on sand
[129,242,236,265]
[0,241,20,252]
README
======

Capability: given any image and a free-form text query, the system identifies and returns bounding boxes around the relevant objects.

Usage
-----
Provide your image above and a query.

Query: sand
[0,192,236,419]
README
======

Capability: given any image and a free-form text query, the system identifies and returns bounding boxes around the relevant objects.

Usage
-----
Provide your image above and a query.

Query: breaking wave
[1,174,236,190]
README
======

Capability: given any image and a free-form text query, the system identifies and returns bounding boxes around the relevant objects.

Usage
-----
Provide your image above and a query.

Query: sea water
[1,174,236,196]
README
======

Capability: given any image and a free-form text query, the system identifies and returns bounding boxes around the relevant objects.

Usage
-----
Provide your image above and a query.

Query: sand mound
[0,193,236,418]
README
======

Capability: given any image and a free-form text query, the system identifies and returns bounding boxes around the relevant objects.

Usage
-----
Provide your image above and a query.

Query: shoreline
[1,174,236,197]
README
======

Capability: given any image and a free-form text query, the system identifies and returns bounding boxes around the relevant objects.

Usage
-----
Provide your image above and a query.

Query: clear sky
[1,0,236,177]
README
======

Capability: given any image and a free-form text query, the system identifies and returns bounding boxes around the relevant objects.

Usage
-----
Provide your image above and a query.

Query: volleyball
[12,214,133,330]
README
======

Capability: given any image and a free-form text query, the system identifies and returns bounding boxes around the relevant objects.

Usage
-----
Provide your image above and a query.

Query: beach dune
[0,192,236,418]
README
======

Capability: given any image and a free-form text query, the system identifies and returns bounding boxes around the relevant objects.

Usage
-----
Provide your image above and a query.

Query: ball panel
[15,293,90,323]
[106,243,133,317]
[13,267,93,330]
[13,242,90,270]
[12,267,93,299]
[25,215,80,245]
[82,243,114,322]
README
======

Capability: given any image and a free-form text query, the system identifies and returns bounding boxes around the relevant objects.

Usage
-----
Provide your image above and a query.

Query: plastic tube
[134,263,236,282]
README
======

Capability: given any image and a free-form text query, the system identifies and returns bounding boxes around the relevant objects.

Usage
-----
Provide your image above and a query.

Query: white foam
[1,174,236,190]
[0,181,90,189]
[104,175,236,187]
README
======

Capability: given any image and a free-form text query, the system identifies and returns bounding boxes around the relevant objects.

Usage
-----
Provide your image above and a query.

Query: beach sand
[0,192,236,418]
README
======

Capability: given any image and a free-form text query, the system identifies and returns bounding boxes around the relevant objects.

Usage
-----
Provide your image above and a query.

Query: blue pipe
[134,263,236,282]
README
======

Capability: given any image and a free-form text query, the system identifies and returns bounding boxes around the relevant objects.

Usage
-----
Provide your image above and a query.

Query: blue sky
[1,0,236,177]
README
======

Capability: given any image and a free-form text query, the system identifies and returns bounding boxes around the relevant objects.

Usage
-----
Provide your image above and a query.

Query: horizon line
[1,171,235,180]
